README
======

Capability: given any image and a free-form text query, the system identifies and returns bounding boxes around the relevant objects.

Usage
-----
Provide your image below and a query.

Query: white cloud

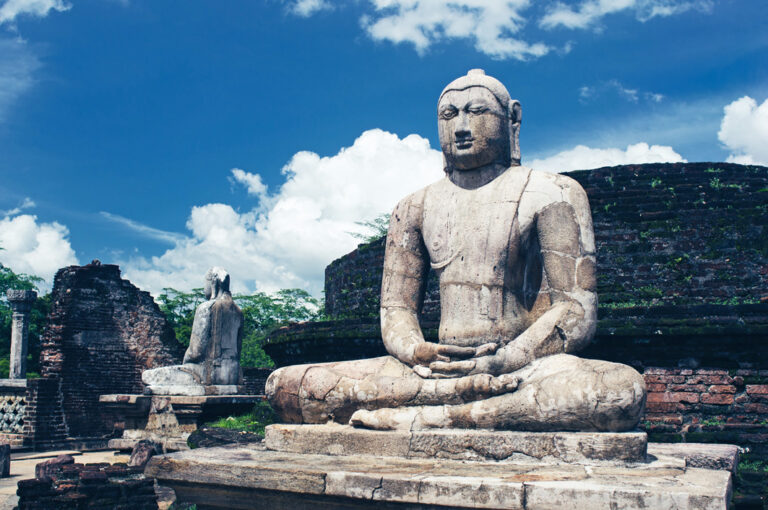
[0,0,70,25]
[527,142,685,172]
[579,79,664,104]
[1,196,35,216]
[99,211,186,244]
[120,129,444,296]
[718,96,768,166]
[540,0,712,30]
[0,213,78,286]
[0,37,40,123]
[285,0,713,60]
[230,167,269,203]
[286,0,331,17]
[362,0,550,60]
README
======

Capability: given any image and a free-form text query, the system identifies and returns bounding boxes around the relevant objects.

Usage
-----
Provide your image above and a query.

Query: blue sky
[0,0,766,295]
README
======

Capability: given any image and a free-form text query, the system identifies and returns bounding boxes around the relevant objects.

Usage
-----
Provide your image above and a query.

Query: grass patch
[205,401,277,435]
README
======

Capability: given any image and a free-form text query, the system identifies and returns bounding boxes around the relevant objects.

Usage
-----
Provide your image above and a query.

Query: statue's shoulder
[524,167,588,205]
[392,176,447,214]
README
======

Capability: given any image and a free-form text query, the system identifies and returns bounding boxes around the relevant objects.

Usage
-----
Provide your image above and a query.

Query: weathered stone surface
[100,394,263,451]
[147,444,730,510]
[0,443,9,477]
[186,426,263,449]
[266,70,645,434]
[265,424,649,465]
[647,443,739,473]
[143,267,243,396]
[34,453,74,479]
[6,289,36,380]
[129,439,163,468]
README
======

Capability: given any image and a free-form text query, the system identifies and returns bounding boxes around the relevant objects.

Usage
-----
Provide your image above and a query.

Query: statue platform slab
[145,438,733,510]
[100,393,263,451]
[143,384,243,396]
[265,423,648,465]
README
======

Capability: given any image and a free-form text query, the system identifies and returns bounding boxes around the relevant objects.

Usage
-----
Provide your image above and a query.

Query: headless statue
[266,70,646,431]
[143,267,243,396]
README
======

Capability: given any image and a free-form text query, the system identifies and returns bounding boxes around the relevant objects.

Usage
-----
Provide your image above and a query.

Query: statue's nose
[455,111,471,138]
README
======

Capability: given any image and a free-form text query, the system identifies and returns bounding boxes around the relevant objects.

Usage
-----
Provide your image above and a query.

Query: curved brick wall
[324,162,767,317]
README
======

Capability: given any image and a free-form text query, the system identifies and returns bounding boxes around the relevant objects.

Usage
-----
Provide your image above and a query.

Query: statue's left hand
[428,343,501,376]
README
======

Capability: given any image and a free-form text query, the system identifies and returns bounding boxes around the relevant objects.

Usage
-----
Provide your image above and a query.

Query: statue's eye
[468,106,487,114]
[440,108,457,119]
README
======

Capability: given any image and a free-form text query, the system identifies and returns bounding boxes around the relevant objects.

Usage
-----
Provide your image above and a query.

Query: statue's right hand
[413,343,475,365]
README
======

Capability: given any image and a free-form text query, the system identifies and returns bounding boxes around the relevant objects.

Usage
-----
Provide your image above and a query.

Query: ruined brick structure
[16,462,158,509]
[265,162,768,458]
[33,262,183,444]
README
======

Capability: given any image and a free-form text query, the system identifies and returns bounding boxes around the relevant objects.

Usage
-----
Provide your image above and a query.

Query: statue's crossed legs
[266,353,646,432]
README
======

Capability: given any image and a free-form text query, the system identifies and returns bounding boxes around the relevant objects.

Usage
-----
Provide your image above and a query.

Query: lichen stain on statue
[266,70,647,431]
[142,267,244,396]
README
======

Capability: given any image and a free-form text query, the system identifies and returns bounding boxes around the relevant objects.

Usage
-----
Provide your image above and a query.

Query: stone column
[6,289,36,380]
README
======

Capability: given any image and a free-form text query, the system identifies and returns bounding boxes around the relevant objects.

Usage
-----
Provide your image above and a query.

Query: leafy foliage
[205,401,277,435]
[349,213,390,243]
[155,287,323,368]
[0,264,49,378]
[155,288,206,347]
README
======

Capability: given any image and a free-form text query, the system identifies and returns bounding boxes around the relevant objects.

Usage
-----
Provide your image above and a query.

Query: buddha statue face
[438,86,510,172]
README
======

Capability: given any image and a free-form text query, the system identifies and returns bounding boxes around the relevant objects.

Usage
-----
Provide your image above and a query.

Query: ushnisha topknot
[439,69,512,110]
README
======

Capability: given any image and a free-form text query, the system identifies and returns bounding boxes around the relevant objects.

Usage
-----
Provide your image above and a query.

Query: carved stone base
[100,393,263,451]
[144,384,244,396]
[146,441,733,510]
[265,423,648,465]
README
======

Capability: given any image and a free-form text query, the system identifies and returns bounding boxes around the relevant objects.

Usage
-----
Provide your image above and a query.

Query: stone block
[647,443,739,473]
[34,453,74,479]
[0,443,9,477]
[265,424,648,465]
[146,443,731,510]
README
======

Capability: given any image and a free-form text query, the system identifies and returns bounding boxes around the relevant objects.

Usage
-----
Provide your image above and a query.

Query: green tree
[155,287,322,368]
[0,264,50,378]
[349,213,390,243]
[155,287,206,347]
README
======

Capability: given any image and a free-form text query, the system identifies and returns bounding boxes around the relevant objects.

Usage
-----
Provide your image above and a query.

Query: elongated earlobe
[509,100,522,165]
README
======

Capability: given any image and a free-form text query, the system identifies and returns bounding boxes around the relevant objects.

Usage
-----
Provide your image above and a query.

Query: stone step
[146,442,732,510]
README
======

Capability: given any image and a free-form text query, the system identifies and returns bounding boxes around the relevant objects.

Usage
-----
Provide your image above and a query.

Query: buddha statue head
[204,267,231,300]
[437,69,522,172]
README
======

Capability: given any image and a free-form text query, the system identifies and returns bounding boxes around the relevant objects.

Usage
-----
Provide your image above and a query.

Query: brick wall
[38,261,184,440]
[242,367,273,395]
[22,378,68,448]
[643,368,768,453]
[323,162,768,319]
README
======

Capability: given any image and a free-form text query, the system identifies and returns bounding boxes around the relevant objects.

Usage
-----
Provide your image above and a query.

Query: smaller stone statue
[142,268,243,395]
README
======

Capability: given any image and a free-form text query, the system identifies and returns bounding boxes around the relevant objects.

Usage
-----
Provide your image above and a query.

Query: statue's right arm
[380,191,430,366]
[183,302,212,364]
[380,191,476,368]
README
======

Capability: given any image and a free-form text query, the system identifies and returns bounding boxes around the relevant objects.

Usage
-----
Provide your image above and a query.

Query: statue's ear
[509,100,521,125]
[508,100,522,164]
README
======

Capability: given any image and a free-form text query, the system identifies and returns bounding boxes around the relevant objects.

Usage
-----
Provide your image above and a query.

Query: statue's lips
[455,139,474,150]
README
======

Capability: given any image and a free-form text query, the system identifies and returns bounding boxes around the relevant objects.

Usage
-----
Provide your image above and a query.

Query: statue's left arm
[433,176,597,376]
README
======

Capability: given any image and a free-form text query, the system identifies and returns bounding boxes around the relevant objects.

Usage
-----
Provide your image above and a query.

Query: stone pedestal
[100,394,263,451]
[6,289,36,380]
[146,424,734,509]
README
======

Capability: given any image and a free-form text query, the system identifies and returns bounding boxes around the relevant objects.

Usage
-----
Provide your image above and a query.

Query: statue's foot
[350,405,451,431]
[455,373,519,401]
